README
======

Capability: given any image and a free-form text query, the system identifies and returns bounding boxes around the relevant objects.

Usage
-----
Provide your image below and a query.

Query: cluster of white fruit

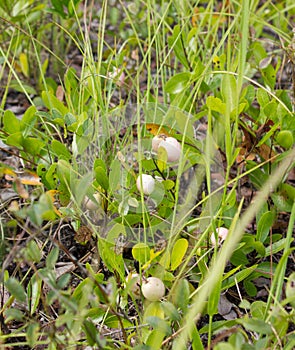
[129,134,182,301]
[127,273,166,301]
[136,134,181,195]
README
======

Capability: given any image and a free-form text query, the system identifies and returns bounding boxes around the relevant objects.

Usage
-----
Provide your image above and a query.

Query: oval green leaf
[165,72,191,95]
[5,277,27,303]
[170,238,188,271]
[132,243,150,264]
[256,210,275,243]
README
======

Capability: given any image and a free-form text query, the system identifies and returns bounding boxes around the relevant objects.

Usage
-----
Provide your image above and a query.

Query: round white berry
[84,192,101,210]
[141,277,165,301]
[152,134,167,152]
[158,137,181,162]
[210,227,229,246]
[136,174,155,195]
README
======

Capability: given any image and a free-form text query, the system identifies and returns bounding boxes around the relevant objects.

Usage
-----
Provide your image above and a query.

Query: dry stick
[170,148,295,349]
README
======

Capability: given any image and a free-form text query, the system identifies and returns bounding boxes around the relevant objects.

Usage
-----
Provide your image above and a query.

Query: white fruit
[158,137,181,162]
[141,277,165,301]
[85,192,101,210]
[136,174,155,195]
[126,273,141,299]
[210,227,229,246]
[152,134,167,152]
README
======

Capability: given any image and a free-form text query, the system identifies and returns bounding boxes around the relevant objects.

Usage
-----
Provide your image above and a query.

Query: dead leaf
[257,143,277,162]
[17,171,42,185]
[74,226,93,244]
[15,178,29,199]
[56,85,64,102]
[145,124,171,136]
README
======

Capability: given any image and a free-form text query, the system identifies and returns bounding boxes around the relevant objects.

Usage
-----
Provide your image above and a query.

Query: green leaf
[51,140,71,160]
[256,88,269,107]
[214,344,235,350]
[73,172,94,207]
[250,300,266,319]
[109,158,121,192]
[175,109,195,139]
[50,0,67,17]
[208,275,222,316]
[222,265,257,290]
[168,25,189,69]
[23,137,45,155]
[27,273,42,315]
[4,308,25,322]
[145,329,166,350]
[146,316,171,335]
[9,80,37,95]
[280,184,295,201]
[5,132,24,148]
[83,319,106,347]
[256,210,275,243]
[46,247,59,270]
[132,243,150,264]
[3,110,21,134]
[94,158,107,172]
[20,105,37,133]
[64,67,78,92]
[26,322,39,347]
[24,240,42,262]
[221,74,237,113]
[230,247,249,266]
[247,163,269,189]
[64,113,77,128]
[157,146,168,171]
[199,320,237,334]
[57,273,71,289]
[243,279,257,297]
[237,316,273,335]
[45,163,58,189]
[42,90,68,115]
[263,238,288,257]
[165,72,191,94]
[36,192,57,222]
[252,240,265,257]
[159,251,170,269]
[191,324,204,350]
[160,301,181,321]
[143,301,165,322]
[213,54,226,71]
[271,193,293,212]
[97,238,125,280]
[163,179,175,190]
[243,84,256,106]
[103,313,132,328]
[5,277,27,303]
[206,96,226,114]
[95,166,109,191]
[19,52,29,77]
[72,277,96,303]
[57,159,72,187]
[171,278,190,312]
[170,238,188,271]
[261,64,277,89]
